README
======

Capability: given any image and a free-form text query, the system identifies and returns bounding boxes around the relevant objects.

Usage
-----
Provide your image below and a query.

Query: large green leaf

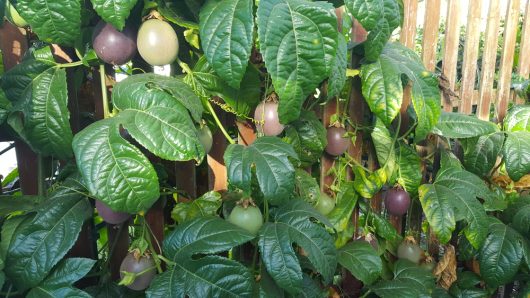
[171,191,222,224]
[16,0,81,46]
[294,169,320,205]
[512,205,530,238]
[478,219,525,288]
[1,58,53,102]
[113,73,203,123]
[338,241,382,285]
[345,0,402,61]
[328,34,348,98]
[258,200,336,294]
[0,89,10,124]
[371,260,435,297]
[157,0,203,29]
[5,185,91,291]
[433,112,499,138]
[257,0,338,123]
[461,133,504,177]
[448,271,488,298]
[397,143,422,195]
[146,217,255,298]
[503,105,530,132]
[360,43,440,140]
[72,118,160,213]
[283,111,327,167]
[224,137,298,205]
[27,287,92,298]
[199,0,254,88]
[328,181,358,232]
[184,57,261,117]
[41,258,96,287]
[419,167,489,248]
[0,195,41,217]
[90,0,137,30]
[503,131,530,181]
[372,118,397,179]
[0,214,35,261]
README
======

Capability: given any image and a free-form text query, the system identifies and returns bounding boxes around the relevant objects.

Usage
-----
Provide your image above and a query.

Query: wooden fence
[1,0,530,293]
[404,0,530,120]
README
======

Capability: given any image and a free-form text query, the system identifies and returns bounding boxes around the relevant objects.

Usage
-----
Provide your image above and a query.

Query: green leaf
[16,0,81,46]
[353,166,385,198]
[283,111,327,167]
[0,89,10,124]
[90,0,137,30]
[503,131,530,181]
[15,67,73,158]
[440,149,463,169]
[419,167,489,248]
[199,0,254,88]
[0,195,41,217]
[328,181,358,232]
[73,118,160,213]
[397,143,422,195]
[258,200,336,294]
[42,258,95,287]
[478,220,525,288]
[157,0,203,29]
[372,117,397,179]
[0,214,35,261]
[294,169,320,205]
[328,34,348,98]
[418,184,456,244]
[371,260,435,297]
[503,105,530,132]
[433,112,499,138]
[5,186,92,291]
[360,43,440,139]
[512,205,530,238]
[146,217,255,298]
[113,73,204,123]
[171,191,222,224]
[449,271,488,298]
[338,241,382,285]
[185,57,261,117]
[257,0,338,123]
[224,137,298,205]
[461,133,504,177]
[27,286,92,298]
[1,58,54,102]
[345,0,402,61]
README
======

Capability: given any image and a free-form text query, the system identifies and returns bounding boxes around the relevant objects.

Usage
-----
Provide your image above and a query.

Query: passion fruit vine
[92,20,137,65]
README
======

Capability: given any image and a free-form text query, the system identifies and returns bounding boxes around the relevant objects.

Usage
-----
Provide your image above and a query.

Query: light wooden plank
[497,0,521,121]
[477,0,502,120]
[421,0,442,71]
[518,0,530,78]
[459,0,484,114]
[441,0,463,112]
[400,0,418,49]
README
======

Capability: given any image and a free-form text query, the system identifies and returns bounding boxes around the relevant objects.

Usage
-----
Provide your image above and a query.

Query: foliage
[0,0,529,296]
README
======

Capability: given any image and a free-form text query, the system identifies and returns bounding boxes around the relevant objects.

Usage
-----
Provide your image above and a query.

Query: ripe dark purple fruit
[325,126,350,156]
[95,200,130,225]
[384,188,411,216]
[254,101,284,136]
[120,252,156,291]
[92,20,137,65]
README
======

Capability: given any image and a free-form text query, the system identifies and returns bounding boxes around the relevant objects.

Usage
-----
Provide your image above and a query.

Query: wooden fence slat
[459,0,484,114]
[497,0,522,121]
[441,0,463,112]
[421,0,442,71]
[477,0,502,120]
[518,0,530,78]
[400,0,419,49]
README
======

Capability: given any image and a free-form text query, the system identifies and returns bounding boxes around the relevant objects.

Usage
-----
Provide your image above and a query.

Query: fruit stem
[206,99,235,145]
[99,64,111,119]
[382,113,402,173]
[57,60,84,68]
[143,217,164,274]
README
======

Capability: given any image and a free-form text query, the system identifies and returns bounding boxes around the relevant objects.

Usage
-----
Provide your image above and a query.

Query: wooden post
[496,0,521,121]
[421,0,442,71]
[441,0,462,112]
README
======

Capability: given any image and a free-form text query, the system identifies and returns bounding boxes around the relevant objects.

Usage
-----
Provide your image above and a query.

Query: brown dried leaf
[433,245,457,290]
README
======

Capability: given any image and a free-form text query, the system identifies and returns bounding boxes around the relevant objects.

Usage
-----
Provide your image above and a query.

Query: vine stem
[99,64,110,119]
[142,217,163,274]
[57,60,84,68]
[37,154,45,197]
[206,99,235,145]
